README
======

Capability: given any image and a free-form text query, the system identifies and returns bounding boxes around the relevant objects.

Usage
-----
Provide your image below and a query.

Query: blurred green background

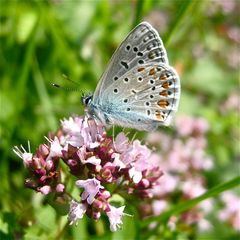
[0,0,239,239]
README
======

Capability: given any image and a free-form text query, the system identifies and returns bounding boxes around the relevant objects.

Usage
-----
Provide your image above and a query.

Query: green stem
[165,0,199,47]
[133,0,144,27]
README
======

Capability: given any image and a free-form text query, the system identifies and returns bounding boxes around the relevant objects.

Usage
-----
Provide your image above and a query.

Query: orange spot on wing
[159,91,168,97]
[149,68,156,76]
[138,67,145,72]
[155,110,163,120]
[160,74,167,80]
[162,82,169,89]
[158,100,168,108]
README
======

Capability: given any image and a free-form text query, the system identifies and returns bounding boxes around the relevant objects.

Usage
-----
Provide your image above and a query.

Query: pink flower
[114,132,129,153]
[14,115,164,231]
[39,185,51,195]
[56,183,65,193]
[76,178,104,204]
[152,200,168,215]
[181,178,206,198]
[129,167,142,184]
[106,205,126,232]
[68,200,87,225]
[13,144,33,167]
[219,192,240,230]
[152,174,179,196]
[81,156,101,166]
[45,137,63,161]
[194,118,209,135]
[175,115,194,136]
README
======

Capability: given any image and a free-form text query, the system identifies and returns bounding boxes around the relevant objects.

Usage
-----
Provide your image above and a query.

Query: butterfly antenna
[52,83,83,93]
[62,74,81,86]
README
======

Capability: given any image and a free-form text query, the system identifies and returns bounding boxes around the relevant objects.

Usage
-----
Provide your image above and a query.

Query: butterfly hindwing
[97,63,180,130]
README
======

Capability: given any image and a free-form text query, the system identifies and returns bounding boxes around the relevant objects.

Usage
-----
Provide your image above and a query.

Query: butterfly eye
[82,95,92,105]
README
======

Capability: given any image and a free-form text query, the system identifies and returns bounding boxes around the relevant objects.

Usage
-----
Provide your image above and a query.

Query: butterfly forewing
[88,22,180,131]
[93,22,169,100]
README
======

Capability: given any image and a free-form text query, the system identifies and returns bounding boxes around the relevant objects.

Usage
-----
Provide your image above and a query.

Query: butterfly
[82,22,180,131]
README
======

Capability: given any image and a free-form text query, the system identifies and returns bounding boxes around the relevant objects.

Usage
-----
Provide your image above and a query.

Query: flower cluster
[144,115,214,232]
[219,191,240,231]
[13,116,163,231]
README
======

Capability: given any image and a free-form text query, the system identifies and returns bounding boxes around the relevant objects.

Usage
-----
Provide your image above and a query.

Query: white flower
[129,167,142,184]
[112,153,126,169]
[13,143,33,167]
[68,200,87,225]
[45,137,63,161]
[81,156,101,165]
[76,178,104,204]
[106,205,126,232]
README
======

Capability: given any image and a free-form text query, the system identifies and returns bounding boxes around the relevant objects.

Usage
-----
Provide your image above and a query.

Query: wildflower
[14,116,163,232]
[145,116,214,232]
[219,192,240,231]
[68,200,87,225]
[76,178,104,204]
[106,205,126,232]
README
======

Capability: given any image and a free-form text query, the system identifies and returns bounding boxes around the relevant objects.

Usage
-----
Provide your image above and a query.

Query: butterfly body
[82,22,180,131]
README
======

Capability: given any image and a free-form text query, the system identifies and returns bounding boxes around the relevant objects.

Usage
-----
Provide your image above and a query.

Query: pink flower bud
[93,199,103,209]
[38,144,49,157]
[92,211,101,220]
[56,183,65,193]
[39,185,51,195]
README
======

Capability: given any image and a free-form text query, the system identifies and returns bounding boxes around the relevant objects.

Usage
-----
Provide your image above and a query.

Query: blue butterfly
[82,22,180,131]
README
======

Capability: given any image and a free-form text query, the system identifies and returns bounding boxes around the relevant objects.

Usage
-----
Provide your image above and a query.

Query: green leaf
[17,10,38,43]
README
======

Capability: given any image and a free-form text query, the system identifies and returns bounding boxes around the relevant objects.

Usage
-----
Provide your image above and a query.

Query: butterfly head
[81,93,93,107]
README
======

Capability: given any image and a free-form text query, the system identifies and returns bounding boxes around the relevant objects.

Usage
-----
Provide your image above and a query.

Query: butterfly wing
[93,22,169,100]
[94,63,180,131]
